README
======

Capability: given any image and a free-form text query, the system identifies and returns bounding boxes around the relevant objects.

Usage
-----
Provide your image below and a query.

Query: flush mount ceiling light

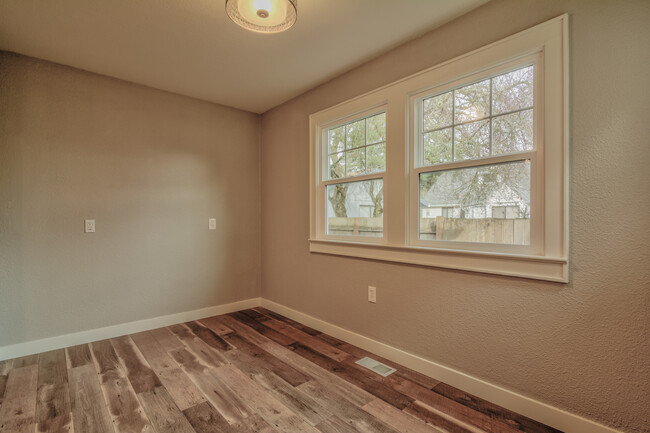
[225,0,297,34]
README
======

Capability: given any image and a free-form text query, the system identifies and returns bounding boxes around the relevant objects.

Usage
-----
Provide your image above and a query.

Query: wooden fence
[420,216,530,245]
[327,217,383,237]
[327,216,529,245]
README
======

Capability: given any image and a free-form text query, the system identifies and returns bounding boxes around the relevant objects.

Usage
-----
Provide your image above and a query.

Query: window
[310,15,569,282]
[414,64,535,248]
[324,111,386,240]
[492,205,523,219]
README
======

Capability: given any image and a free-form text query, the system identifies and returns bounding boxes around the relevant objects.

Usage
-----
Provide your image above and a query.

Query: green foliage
[346,147,365,176]
[454,119,490,160]
[492,66,534,114]
[345,119,365,149]
[454,79,490,123]
[367,113,386,144]
[329,153,345,179]
[423,129,452,165]
[328,126,345,155]
[492,110,533,154]
[367,143,385,173]
[420,65,534,213]
[423,92,453,131]
[419,172,438,199]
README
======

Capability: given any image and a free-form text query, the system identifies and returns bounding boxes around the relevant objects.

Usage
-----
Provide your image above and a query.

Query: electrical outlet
[209,218,217,230]
[368,286,377,303]
[84,219,95,233]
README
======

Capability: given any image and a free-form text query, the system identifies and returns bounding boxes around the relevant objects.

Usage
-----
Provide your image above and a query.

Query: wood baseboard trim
[0,297,261,361]
[260,298,621,433]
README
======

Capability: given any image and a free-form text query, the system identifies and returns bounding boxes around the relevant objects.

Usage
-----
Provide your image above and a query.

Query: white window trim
[309,15,569,283]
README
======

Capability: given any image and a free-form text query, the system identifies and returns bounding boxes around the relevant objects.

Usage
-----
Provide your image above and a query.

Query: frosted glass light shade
[225,0,297,34]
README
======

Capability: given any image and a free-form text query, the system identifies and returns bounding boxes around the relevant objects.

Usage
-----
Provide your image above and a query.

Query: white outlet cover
[84,219,95,233]
[368,286,377,303]
[209,218,217,230]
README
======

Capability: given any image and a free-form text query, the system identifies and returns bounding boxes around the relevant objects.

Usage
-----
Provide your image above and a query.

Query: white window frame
[409,55,542,255]
[316,105,388,244]
[309,15,569,282]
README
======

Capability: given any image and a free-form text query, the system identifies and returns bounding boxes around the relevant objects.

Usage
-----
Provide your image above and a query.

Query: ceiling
[0,0,488,113]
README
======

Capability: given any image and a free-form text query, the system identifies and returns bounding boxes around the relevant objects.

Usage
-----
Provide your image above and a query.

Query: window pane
[367,143,386,173]
[328,152,345,179]
[419,160,530,244]
[492,66,534,115]
[327,113,386,180]
[454,79,490,123]
[367,113,386,144]
[346,147,365,176]
[346,119,365,149]
[492,109,534,154]
[423,128,452,165]
[328,126,345,155]
[327,179,383,237]
[423,92,453,131]
[454,119,490,160]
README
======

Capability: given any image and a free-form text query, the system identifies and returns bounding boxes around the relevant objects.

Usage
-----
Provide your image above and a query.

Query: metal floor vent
[355,357,397,377]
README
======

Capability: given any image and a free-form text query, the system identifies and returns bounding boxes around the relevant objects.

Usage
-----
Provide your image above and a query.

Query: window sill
[309,239,568,283]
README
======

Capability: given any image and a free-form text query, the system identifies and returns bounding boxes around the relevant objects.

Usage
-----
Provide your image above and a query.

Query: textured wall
[0,52,261,347]
[260,1,650,431]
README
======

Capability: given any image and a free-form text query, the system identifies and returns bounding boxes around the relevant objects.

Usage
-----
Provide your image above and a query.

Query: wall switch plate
[368,286,377,303]
[84,219,95,233]
[209,218,217,230]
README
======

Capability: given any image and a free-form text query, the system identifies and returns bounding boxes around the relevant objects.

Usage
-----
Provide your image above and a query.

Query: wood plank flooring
[0,308,562,433]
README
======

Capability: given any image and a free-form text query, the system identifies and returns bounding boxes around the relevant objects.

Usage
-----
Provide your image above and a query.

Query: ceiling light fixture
[225,0,297,34]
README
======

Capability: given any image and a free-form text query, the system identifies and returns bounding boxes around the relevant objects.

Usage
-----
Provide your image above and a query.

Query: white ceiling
[0,0,488,113]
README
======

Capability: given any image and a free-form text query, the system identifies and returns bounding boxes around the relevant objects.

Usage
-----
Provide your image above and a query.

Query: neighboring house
[420,173,530,220]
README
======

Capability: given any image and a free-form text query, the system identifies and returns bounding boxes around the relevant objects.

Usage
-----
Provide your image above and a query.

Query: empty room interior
[1,1,648,432]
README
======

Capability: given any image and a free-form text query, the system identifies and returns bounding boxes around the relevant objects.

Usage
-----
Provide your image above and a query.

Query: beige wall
[1,1,648,430]
[0,52,261,347]
[260,1,650,432]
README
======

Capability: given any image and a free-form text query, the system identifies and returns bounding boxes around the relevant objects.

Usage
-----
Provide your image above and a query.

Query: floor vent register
[355,357,397,377]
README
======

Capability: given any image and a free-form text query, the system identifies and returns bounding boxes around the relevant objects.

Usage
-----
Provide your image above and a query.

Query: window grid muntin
[327,112,386,181]
[419,64,535,168]
[322,108,386,241]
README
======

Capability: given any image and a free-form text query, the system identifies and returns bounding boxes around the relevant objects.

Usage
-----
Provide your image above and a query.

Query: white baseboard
[0,296,622,433]
[0,297,261,361]
[260,298,622,433]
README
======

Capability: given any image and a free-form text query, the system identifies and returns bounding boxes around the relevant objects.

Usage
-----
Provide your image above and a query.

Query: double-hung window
[310,15,569,282]
[411,61,539,253]
[324,110,386,240]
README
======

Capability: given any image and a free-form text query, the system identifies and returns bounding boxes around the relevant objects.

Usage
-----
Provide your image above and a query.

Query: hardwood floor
[0,308,562,433]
